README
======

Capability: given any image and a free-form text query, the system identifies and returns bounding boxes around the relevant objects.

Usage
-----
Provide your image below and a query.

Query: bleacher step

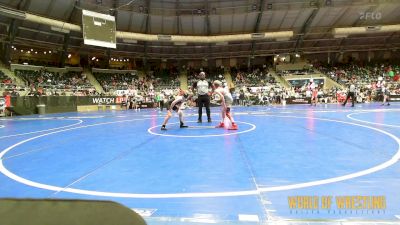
[0,62,26,86]
[84,69,104,94]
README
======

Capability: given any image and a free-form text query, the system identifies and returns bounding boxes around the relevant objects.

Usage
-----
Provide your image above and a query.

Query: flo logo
[359,12,382,20]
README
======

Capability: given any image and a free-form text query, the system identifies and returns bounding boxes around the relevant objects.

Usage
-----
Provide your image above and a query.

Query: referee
[192,71,212,123]
[342,81,356,107]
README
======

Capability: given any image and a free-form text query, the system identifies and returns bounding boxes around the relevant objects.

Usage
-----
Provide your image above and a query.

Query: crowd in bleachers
[14,69,96,96]
[228,66,289,105]
[317,63,400,103]
[152,67,181,89]
[1,71,13,85]
[187,67,224,87]
[231,66,276,86]
[0,71,26,97]
[95,72,139,93]
[0,61,399,107]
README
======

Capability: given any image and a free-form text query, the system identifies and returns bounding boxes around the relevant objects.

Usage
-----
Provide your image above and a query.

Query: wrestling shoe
[208,118,212,123]
[215,122,224,128]
[197,119,202,123]
[228,123,238,130]
[180,122,188,128]
[161,125,167,130]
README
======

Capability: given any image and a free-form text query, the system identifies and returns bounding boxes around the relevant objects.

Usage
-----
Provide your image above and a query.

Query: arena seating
[318,63,400,102]
[94,72,139,93]
[14,69,95,96]
[187,67,224,87]
[151,67,180,89]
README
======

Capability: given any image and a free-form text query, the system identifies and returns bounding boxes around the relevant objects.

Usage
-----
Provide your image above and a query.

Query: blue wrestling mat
[1,103,400,225]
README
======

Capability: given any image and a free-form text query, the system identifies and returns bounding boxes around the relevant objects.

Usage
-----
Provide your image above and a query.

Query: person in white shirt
[342,81,356,107]
[213,80,238,130]
[192,72,213,123]
[134,94,143,111]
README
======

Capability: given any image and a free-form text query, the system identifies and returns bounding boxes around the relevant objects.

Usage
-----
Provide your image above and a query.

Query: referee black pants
[197,94,211,121]
[343,92,355,106]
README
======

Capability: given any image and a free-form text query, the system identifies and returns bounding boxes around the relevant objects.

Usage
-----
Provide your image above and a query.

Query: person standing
[213,80,238,130]
[161,89,190,130]
[158,91,166,111]
[342,81,356,107]
[192,71,212,123]
[381,81,390,106]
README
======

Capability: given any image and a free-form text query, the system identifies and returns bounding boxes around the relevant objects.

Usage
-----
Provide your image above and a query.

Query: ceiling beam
[205,0,212,65]
[103,0,118,67]
[250,0,265,66]
[31,0,56,42]
[176,0,181,34]
[143,0,150,68]
[293,0,322,57]
[3,0,31,64]
[59,0,80,67]
[253,0,265,33]
[205,0,211,35]
[126,0,136,33]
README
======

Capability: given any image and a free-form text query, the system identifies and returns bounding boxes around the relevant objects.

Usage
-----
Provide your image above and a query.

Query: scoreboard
[82,10,116,49]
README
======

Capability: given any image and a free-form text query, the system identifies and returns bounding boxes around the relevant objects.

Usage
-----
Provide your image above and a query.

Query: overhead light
[295,54,300,58]
[35,51,38,54]
[44,51,47,54]
[333,34,348,38]
[49,51,52,53]
[51,26,70,34]
[68,54,72,58]
[251,33,265,39]
[30,49,33,51]
[20,50,23,52]
[174,42,186,46]
[158,35,172,41]
[27,51,31,54]
[366,26,381,31]
[123,39,138,44]
[96,59,99,62]
[127,59,129,62]
[92,57,96,60]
